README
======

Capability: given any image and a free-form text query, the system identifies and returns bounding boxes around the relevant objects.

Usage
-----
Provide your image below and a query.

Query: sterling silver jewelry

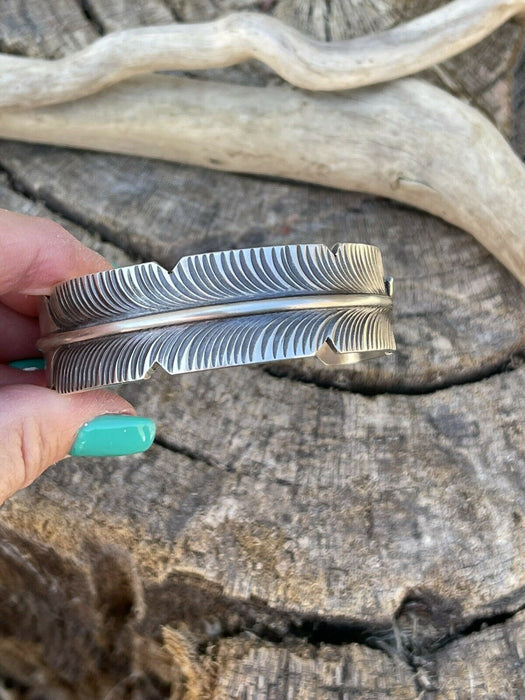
[38,243,395,393]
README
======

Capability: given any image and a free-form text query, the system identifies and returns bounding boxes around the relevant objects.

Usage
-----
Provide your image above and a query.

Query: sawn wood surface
[0,1,523,698]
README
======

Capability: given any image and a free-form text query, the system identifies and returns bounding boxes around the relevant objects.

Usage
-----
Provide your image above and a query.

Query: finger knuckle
[11,414,47,489]
[33,217,69,240]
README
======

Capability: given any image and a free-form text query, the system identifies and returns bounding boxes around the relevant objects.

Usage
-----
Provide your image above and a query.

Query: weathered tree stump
[0,1,524,698]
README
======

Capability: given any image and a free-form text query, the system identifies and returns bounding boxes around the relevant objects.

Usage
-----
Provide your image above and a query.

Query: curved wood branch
[1,0,524,109]
[0,75,523,285]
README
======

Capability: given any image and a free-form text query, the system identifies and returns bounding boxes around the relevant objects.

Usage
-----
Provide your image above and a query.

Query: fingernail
[70,415,156,457]
[9,358,46,371]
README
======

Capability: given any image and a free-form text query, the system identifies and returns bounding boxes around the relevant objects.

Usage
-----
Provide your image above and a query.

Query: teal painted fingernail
[70,415,156,457]
[9,357,46,370]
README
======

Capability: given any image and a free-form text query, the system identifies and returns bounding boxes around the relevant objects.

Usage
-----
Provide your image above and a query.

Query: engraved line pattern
[49,244,387,330]
[50,306,395,393]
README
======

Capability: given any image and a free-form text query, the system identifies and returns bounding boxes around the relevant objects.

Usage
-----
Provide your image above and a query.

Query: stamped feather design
[48,244,386,329]
[40,243,395,393]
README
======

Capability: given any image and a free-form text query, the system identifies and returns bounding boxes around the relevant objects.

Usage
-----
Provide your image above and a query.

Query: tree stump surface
[0,1,524,698]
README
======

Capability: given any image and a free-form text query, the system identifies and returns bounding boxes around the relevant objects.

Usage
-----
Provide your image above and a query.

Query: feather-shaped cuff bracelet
[38,243,395,393]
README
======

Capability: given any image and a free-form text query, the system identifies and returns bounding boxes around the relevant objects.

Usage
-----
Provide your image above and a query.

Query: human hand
[0,210,155,505]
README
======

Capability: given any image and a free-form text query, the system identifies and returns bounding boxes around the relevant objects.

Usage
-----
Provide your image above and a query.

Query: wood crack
[144,573,525,699]
[263,350,525,396]
[0,158,147,263]
[0,3,523,696]
[2,158,524,397]
[142,571,525,661]
[162,0,182,23]
[76,0,105,35]
[153,435,225,472]
[140,441,525,666]
[1,515,523,695]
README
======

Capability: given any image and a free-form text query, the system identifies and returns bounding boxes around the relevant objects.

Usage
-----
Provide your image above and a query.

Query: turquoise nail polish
[9,357,46,370]
[70,415,156,457]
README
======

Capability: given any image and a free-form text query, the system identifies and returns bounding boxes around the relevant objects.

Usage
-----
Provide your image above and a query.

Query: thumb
[0,385,155,504]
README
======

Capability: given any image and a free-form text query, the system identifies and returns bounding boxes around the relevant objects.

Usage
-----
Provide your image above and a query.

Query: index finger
[0,209,111,297]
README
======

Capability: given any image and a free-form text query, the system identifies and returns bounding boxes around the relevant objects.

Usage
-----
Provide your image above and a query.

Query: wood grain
[0,0,98,56]
[1,1,525,108]
[1,141,523,392]
[2,74,525,285]
[0,363,523,695]
[0,0,523,697]
[3,363,523,618]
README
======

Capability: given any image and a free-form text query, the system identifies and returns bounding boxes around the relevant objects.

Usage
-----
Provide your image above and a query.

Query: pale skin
[0,210,135,505]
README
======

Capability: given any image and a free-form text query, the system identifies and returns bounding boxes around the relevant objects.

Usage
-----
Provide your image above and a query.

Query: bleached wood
[0,1,524,696]
[0,0,524,109]
[0,74,523,285]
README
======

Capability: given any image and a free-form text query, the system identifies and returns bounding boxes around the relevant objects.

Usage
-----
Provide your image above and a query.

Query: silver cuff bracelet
[38,243,395,393]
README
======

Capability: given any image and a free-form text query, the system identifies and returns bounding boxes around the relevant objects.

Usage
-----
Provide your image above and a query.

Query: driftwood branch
[0,0,524,109]
[0,74,524,285]
[1,4,524,282]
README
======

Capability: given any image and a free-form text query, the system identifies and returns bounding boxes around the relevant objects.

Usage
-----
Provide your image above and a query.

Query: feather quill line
[39,292,392,352]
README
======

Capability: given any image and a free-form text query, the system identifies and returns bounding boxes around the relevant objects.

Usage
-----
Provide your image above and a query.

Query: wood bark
[0,1,524,698]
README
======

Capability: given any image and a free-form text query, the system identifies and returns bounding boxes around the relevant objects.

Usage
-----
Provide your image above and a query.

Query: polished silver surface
[38,243,396,393]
